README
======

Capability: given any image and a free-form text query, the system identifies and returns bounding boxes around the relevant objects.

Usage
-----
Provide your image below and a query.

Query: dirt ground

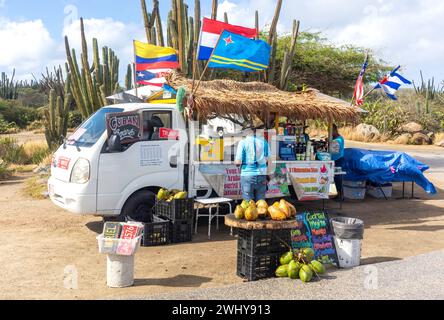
[0,142,443,300]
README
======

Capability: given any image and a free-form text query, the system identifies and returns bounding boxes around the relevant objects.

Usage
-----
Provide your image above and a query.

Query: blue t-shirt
[330,136,345,161]
[235,136,270,176]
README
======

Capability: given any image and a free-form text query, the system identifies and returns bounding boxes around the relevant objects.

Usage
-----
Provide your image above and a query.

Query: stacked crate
[156,198,194,244]
[140,215,170,247]
[236,229,291,281]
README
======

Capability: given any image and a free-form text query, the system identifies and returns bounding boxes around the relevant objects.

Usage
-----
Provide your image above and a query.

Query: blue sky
[0,0,442,86]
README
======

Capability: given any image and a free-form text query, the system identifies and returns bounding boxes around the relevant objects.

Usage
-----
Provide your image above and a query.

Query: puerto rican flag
[353,55,369,106]
[136,68,172,87]
[374,66,412,100]
[197,18,257,60]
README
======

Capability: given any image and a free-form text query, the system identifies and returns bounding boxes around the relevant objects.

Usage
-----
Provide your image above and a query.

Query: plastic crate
[170,219,193,243]
[237,251,282,281]
[155,198,194,221]
[343,180,367,188]
[237,229,291,256]
[343,186,366,200]
[97,235,142,256]
[367,184,393,199]
[141,216,170,247]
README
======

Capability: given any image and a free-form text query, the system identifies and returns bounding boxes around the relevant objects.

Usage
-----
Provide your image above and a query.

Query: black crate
[141,215,170,247]
[170,219,193,243]
[155,198,194,221]
[237,251,282,282]
[237,229,291,256]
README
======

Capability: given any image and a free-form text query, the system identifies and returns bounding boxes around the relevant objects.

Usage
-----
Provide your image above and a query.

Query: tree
[275,32,393,97]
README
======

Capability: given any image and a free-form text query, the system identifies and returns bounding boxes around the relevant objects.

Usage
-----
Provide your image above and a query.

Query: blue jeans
[241,175,268,202]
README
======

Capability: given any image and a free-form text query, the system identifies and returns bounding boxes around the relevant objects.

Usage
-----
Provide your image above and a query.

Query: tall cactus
[44,74,73,150]
[0,70,19,100]
[65,18,120,118]
[125,64,133,90]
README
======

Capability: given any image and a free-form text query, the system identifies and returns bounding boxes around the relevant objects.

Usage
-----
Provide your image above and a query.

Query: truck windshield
[67,107,124,148]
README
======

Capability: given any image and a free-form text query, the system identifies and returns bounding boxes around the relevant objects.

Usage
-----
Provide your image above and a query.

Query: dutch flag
[375,66,412,100]
[197,18,257,60]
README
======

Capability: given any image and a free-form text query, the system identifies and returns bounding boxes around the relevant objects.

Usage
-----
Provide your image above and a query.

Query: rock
[355,124,381,139]
[435,140,444,147]
[393,133,412,145]
[411,132,432,145]
[399,122,423,133]
[426,131,435,141]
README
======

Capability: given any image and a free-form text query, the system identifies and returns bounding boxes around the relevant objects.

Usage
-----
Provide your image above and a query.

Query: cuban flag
[197,18,257,60]
[375,66,412,100]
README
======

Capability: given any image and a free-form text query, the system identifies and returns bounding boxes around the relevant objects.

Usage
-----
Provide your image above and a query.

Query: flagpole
[192,33,224,95]
[133,40,139,98]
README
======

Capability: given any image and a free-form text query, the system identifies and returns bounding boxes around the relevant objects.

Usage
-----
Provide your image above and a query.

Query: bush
[0,159,14,180]
[0,117,19,134]
[0,138,48,165]
[0,99,42,128]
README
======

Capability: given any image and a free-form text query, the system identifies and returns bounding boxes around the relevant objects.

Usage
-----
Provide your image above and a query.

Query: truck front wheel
[120,190,155,223]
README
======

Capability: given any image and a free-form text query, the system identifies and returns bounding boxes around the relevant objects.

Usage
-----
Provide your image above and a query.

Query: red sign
[159,128,179,140]
[57,157,71,170]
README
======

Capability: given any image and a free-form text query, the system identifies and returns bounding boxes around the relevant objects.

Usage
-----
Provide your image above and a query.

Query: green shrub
[0,100,42,128]
[0,116,19,134]
[0,159,14,180]
[0,138,48,165]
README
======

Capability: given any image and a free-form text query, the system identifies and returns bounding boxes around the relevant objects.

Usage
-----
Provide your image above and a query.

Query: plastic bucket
[107,254,135,288]
[334,237,362,268]
[331,217,365,268]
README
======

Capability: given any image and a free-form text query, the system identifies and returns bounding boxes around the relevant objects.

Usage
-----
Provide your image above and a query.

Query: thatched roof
[169,75,361,123]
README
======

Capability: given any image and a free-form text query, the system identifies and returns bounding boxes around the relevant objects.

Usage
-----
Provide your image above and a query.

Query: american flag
[353,54,369,106]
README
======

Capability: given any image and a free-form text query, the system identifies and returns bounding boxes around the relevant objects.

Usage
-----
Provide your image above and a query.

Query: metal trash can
[331,217,364,268]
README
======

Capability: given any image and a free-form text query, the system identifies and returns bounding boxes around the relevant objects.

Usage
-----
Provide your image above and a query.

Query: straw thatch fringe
[168,73,360,123]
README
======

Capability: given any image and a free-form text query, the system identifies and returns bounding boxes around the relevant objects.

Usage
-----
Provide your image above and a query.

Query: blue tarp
[342,148,437,194]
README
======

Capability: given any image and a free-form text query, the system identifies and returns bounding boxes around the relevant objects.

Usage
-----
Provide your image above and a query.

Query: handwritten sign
[287,162,334,201]
[106,112,141,144]
[291,211,338,266]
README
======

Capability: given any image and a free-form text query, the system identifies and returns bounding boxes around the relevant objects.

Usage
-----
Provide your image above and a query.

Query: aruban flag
[134,40,179,87]
[353,55,369,106]
[197,17,257,60]
[374,66,412,100]
[208,31,271,72]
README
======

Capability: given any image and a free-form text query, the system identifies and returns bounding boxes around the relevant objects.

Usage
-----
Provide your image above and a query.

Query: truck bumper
[48,176,96,215]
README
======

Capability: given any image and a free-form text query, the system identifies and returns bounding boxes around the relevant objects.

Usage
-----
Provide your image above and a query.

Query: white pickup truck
[48,103,214,222]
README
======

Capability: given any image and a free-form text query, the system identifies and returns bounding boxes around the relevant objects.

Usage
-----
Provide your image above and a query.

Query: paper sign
[159,128,179,140]
[287,162,334,201]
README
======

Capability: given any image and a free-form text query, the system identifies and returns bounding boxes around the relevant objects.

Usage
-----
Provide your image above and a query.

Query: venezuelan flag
[134,40,179,71]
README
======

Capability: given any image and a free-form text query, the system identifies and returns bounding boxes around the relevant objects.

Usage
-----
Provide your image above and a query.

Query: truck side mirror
[108,135,122,153]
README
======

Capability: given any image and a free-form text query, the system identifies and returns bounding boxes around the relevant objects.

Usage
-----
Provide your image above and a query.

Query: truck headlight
[70,158,90,184]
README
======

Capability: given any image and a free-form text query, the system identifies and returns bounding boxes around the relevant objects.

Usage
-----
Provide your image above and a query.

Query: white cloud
[0,18,58,79]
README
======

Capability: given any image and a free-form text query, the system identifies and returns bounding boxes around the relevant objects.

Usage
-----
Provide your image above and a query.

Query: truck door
[96,110,184,214]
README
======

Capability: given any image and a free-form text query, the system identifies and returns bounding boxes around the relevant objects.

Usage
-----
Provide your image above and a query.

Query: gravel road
[125,250,444,300]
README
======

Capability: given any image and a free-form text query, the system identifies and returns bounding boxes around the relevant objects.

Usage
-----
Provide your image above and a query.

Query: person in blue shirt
[330,124,345,200]
[235,130,271,202]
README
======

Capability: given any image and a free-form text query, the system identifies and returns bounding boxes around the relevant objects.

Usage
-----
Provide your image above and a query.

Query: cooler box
[367,183,393,199]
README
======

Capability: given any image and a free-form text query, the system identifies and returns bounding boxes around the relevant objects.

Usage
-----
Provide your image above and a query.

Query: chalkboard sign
[106,112,141,144]
[291,211,339,266]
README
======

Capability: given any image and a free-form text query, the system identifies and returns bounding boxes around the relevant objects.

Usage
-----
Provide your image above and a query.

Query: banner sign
[287,162,334,201]
[159,128,179,140]
[106,112,141,144]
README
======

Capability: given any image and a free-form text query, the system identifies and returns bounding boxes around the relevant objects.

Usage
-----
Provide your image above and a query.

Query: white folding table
[194,198,233,239]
